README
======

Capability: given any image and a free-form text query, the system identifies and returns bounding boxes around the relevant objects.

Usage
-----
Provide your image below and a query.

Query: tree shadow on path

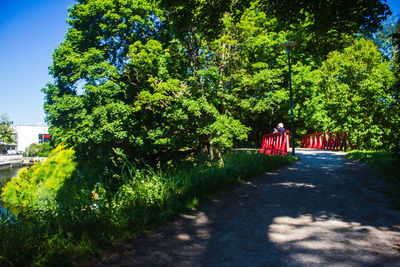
[92,148,400,266]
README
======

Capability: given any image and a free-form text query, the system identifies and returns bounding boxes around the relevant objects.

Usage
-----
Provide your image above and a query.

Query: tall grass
[346,151,400,207]
[0,150,297,266]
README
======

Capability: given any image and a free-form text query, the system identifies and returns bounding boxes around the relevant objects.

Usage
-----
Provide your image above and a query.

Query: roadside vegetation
[0,146,296,265]
[346,151,400,207]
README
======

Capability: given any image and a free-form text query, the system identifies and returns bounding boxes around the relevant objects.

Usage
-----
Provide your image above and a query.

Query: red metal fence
[301,131,356,151]
[260,131,290,155]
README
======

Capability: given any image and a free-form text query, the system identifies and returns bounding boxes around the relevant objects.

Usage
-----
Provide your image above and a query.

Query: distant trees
[0,113,15,152]
[23,143,53,157]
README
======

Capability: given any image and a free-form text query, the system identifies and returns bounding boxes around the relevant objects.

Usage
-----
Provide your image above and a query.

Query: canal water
[1,167,24,188]
[0,167,25,213]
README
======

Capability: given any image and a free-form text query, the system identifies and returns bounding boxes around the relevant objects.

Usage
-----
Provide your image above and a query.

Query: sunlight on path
[269,214,399,265]
[92,148,400,266]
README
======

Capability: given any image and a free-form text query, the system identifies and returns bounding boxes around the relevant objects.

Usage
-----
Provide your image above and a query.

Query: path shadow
[95,149,400,266]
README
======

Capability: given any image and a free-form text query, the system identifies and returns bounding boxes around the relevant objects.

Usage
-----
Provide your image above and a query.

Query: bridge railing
[260,131,290,155]
[301,131,356,152]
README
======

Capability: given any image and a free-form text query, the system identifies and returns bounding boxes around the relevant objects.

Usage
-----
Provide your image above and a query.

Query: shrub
[2,145,77,212]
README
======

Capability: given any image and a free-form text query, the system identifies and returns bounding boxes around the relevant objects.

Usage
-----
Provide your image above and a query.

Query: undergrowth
[0,149,297,266]
[346,151,400,207]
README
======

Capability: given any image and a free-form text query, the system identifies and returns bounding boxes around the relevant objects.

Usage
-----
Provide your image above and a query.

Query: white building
[11,125,50,153]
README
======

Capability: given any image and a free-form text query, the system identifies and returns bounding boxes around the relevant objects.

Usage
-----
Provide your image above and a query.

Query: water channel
[0,167,25,189]
[0,167,26,212]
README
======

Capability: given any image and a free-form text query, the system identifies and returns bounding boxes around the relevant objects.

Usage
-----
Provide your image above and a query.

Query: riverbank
[0,155,46,170]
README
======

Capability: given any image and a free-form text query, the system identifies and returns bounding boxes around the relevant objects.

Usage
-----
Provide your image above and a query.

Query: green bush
[346,151,400,207]
[2,145,77,212]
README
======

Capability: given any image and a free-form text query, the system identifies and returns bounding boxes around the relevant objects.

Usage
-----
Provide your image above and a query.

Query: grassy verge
[346,151,400,207]
[1,150,297,266]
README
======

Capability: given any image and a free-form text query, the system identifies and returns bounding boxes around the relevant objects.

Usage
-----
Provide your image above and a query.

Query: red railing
[301,131,356,151]
[260,131,290,155]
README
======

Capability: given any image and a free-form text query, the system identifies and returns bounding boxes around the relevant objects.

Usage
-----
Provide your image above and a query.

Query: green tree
[43,0,169,167]
[44,0,394,169]
[159,0,392,64]
[205,0,391,146]
[204,8,289,146]
[23,143,53,157]
[43,0,250,172]
[156,0,252,40]
[389,19,400,152]
[295,38,394,149]
[0,113,16,152]
[260,0,391,61]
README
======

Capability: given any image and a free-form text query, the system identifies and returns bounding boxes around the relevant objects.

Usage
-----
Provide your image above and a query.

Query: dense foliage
[294,39,395,149]
[1,148,296,265]
[43,0,395,168]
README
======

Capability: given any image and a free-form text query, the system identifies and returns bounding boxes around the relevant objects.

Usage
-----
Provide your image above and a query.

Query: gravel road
[90,148,400,266]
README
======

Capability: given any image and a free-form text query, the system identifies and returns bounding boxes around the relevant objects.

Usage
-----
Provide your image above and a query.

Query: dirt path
[91,148,400,266]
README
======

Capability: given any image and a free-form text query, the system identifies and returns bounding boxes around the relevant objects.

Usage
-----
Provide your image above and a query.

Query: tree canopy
[43,0,396,172]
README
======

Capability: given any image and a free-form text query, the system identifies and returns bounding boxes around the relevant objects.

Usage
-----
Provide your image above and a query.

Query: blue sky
[0,0,399,126]
[0,0,75,125]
